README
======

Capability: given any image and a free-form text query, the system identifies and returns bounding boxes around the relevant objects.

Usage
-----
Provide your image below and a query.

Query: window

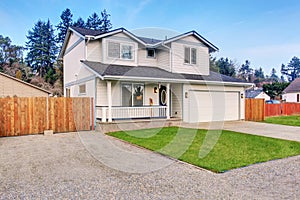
[79,84,86,94]
[108,42,120,58]
[147,49,155,58]
[121,45,132,59]
[108,41,133,60]
[121,83,144,106]
[184,47,197,64]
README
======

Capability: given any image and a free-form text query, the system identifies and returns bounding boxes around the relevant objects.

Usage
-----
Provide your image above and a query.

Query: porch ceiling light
[154,87,158,93]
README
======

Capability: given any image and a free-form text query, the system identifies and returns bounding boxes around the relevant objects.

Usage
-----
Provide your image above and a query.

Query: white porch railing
[96,106,167,121]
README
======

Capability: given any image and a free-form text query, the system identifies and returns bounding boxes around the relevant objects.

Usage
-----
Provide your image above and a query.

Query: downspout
[161,41,172,73]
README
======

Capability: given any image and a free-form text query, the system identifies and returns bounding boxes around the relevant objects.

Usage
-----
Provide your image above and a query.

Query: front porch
[96,80,183,122]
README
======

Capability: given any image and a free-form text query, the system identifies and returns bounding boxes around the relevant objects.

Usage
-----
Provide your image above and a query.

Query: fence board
[245,99,265,121]
[0,97,93,137]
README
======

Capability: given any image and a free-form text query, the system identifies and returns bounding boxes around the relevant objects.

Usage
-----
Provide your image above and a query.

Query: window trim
[184,46,197,65]
[107,40,134,60]
[121,82,145,107]
[79,84,86,95]
[146,48,156,59]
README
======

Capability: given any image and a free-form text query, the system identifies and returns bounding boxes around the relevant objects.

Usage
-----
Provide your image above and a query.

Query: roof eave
[102,75,253,87]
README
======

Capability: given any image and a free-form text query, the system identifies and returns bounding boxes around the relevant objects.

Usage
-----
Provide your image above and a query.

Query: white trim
[103,75,254,87]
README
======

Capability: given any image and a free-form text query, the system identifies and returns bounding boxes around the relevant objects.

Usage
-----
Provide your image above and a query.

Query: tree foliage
[281,56,300,82]
[263,82,290,99]
[209,57,236,77]
[238,60,253,82]
[25,19,58,78]
[86,12,102,30]
[73,17,85,28]
[56,8,73,46]
[100,9,112,32]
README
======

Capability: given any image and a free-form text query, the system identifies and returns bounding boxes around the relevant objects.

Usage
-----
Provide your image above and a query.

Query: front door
[159,85,167,106]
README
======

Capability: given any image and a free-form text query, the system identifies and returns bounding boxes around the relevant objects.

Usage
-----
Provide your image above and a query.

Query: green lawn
[264,115,300,127]
[108,127,300,173]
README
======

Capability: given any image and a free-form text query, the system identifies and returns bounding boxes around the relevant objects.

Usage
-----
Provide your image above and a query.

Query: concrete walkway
[182,121,300,142]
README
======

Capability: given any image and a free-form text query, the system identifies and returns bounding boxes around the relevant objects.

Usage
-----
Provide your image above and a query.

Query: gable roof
[81,60,250,86]
[59,26,219,59]
[0,72,51,94]
[283,78,300,93]
[245,89,265,98]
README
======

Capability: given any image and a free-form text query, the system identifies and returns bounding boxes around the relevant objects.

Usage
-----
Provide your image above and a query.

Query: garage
[188,90,240,123]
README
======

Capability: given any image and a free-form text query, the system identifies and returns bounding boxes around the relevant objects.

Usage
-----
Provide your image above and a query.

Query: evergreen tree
[26,19,58,78]
[86,12,102,30]
[238,60,253,82]
[254,67,265,79]
[100,9,112,32]
[281,56,300,81]
[270,68,279,81]
[216,57,236,77]
[73,17,86,28]
[56,8,73,46]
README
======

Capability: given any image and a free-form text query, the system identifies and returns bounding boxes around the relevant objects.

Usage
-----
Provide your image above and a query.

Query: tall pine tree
[73,17,86,28]
[26,19,58,78]
[86,12,102,30]
[56,8,73,47]
[100,9,112,32]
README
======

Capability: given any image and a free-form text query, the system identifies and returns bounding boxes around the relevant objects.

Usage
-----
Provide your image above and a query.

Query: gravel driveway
[0,132,299,199]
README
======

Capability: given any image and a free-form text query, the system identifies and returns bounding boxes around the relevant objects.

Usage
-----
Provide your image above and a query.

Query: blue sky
[1,0,300,75]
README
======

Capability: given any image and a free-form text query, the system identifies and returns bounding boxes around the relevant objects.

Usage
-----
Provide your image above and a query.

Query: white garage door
[189,91,240,123]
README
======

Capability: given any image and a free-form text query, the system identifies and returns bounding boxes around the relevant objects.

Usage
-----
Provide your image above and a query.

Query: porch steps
[96,118,181,133]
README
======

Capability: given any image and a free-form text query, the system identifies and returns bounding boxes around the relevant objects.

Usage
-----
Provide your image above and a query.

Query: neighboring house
[0,72,51,97]
[282,78,300,103]
[59,26,252,123]
[245,89,270,100]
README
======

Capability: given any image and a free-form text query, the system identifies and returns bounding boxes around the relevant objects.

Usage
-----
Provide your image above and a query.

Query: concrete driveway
[182,121,300,142]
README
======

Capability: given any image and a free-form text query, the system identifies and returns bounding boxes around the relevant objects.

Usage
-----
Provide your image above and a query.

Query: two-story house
[59,27,252,123]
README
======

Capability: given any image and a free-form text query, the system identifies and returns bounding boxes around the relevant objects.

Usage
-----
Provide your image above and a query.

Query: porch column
[166,83,170,119]
[107,81,112,122]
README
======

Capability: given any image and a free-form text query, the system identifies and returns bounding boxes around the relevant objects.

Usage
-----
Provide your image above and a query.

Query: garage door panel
[189,91,239,123]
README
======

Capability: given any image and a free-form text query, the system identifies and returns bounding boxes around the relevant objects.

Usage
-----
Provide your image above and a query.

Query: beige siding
[64,35,85,86]
[66,32,82,49]
[156,48,170,71]
[171,38,209,75]
[0,74,49,97]
[182,84,245,122]
[171,83,183,118]
[87,40,102,62]
[145,83,159,105]
[71,79,95,98]
[138,46,157,67]
[96,80,120,106]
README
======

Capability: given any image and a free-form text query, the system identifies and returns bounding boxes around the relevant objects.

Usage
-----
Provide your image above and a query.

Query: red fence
[246,99,300,121]
[265,103,300,117]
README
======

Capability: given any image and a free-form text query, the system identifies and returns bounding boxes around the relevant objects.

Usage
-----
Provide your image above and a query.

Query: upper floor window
[147,49,155,58]
[108,41,133,60]
[184,47,197,64]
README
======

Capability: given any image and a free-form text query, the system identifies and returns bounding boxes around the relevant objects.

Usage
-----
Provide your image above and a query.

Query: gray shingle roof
[81,60,248,84]
[70,26,106,36]
[283,78,300,93]
[245,89,264,98]
[137,36,162,44]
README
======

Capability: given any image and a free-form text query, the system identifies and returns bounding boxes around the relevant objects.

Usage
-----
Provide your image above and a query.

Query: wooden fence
[0,97,93,137]
[246,98,300,121]
[245,98,265,121]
